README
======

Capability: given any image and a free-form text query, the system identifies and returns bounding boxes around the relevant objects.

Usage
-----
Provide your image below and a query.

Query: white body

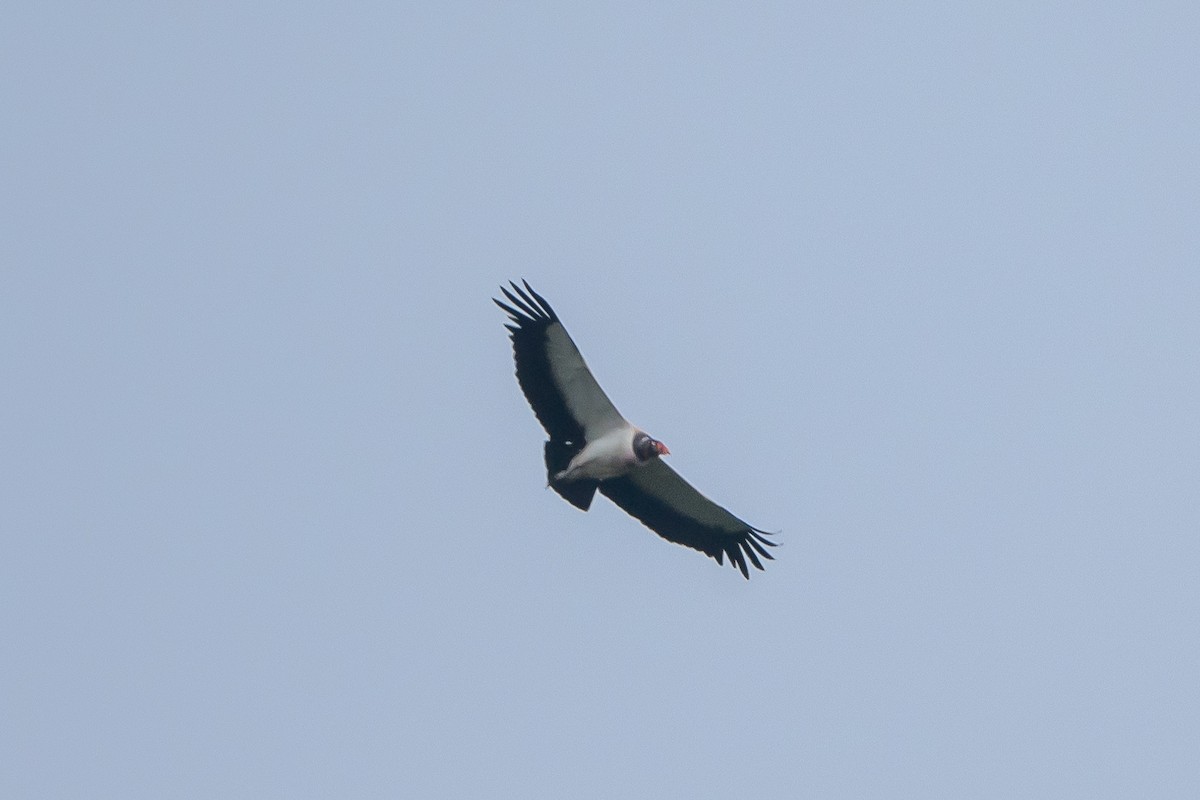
[555,425,639,482]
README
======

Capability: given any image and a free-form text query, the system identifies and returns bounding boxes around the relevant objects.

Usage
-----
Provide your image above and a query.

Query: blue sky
[3,3,1198,797]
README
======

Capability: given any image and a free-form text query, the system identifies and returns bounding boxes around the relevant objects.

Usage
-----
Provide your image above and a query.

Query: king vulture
[494,280,776,578]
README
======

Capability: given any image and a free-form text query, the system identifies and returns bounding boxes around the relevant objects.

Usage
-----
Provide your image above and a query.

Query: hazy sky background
[4,3,1198,797]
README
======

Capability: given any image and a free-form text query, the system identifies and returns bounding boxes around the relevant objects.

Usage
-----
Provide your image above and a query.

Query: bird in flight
[494,280,776,578]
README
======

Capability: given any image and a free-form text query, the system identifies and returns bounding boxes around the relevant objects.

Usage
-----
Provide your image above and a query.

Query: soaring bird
[494,280,776,578]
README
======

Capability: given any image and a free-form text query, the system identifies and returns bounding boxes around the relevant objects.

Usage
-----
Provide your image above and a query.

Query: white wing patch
[544,322,627,440]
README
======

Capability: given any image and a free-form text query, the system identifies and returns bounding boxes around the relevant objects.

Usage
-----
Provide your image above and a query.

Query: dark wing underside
[493,280,625,444]
[599,460,777,579]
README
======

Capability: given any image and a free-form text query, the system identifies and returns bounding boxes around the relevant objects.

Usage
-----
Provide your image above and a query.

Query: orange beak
[656,441,671,456]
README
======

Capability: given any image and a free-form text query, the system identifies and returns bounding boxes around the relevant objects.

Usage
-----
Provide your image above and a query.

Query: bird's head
[634,432,670,461]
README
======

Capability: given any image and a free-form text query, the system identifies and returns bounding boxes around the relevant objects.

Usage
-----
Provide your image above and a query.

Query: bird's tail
[544,440,597,511]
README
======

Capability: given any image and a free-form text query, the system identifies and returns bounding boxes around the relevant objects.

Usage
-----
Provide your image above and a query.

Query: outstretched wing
[599,459,777,579]
[494,280,627,443]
